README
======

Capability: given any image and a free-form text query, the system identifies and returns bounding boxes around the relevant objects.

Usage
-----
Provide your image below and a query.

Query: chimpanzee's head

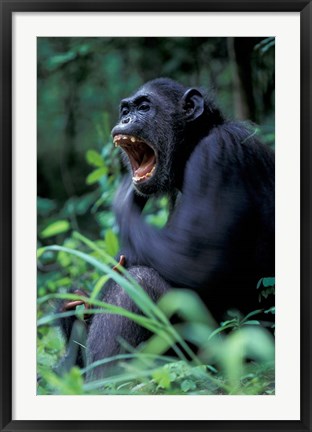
[111,78,223,196]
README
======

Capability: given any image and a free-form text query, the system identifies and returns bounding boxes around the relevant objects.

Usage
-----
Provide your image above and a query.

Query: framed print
[1,0,311,431]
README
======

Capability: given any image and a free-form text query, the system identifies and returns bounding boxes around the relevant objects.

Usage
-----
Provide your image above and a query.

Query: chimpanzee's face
[111,85,184,196]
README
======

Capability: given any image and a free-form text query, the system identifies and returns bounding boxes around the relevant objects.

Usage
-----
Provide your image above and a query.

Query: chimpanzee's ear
[182,88,205,122]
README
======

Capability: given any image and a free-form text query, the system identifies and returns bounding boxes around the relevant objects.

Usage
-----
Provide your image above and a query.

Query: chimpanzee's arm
[115,131,254,289]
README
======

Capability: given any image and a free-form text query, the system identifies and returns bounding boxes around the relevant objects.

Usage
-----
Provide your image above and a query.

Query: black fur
[113,78,275,319]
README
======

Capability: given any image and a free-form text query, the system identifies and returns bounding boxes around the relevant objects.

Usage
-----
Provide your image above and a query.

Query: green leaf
[86,167,108,185]
[207,365,218,374]
[180,379,196,393]
[220,319,237,327]
[61,367,84,395]
[37,247,46,258]
[208,323,235,341]
[37,197,57,216]
[243,309,263,321]
[256,278,263,289]
[91,274,110,300]
[262,277,275,288]
[47,51,76,70]
[243,320,260,326]
[264,307,275,315]
[152,368,171,389]
[75,304,86,321]
[57,250,72,268]
[86,150,104,168]
[40,220,70,238]
[105,229,119,257]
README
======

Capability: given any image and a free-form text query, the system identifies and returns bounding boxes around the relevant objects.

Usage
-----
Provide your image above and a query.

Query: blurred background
[37,36,275,240]
[37,38,275,395]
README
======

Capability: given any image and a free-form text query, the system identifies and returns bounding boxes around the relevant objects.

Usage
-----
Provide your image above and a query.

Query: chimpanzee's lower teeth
[133,166,156,182]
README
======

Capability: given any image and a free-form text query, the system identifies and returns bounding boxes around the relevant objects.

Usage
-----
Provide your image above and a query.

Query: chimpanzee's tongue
[134,153,156,177]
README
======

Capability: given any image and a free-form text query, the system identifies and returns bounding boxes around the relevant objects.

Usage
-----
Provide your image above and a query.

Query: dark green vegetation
[37,37,275,395]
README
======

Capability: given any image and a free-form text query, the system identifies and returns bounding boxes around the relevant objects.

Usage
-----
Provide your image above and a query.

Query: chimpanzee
[62,78,275,378]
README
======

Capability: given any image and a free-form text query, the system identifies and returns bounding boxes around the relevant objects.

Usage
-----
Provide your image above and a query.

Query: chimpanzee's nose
[121,117,131,124]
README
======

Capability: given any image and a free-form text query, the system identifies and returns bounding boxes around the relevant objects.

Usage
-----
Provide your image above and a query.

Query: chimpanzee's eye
[138,103,150,112]
[121,106,130,116]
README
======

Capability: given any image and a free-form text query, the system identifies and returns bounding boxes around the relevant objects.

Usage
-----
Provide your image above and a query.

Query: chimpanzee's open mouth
[113,134,157,183]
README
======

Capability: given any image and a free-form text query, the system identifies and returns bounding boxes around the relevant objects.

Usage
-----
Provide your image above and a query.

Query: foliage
[37,37,275,395]
[37,232,275,396]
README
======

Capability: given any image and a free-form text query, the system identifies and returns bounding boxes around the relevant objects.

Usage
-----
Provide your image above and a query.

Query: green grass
[37,232,275,396]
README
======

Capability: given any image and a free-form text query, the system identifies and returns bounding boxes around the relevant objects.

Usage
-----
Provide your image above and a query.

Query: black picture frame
[1,1,311,431]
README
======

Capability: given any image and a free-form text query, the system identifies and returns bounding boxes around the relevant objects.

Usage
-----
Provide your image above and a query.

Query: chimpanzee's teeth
[132,165,156,182]
[113,135,137,147]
